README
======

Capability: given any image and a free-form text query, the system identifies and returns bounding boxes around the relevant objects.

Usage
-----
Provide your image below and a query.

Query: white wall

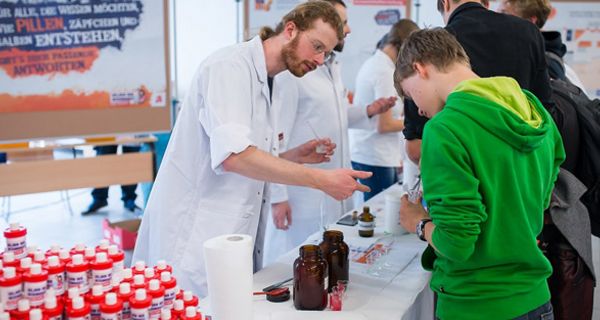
[172,0,240,102]
[411,0,444,28]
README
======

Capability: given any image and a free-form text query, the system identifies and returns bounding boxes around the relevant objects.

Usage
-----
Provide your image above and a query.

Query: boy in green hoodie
[394,28,565,320]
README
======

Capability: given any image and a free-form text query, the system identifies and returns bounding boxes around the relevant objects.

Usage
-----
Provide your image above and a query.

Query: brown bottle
[293,244,328,310]
[358,206,375,237]
[319,230,349,292]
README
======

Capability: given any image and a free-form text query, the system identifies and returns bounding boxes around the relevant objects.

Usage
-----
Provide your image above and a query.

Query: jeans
[91,145,140,202]
[351,161,398,201]
[513,301,554,320]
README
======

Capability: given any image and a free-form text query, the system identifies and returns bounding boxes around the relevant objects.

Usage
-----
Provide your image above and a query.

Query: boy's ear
[413,62,429,79]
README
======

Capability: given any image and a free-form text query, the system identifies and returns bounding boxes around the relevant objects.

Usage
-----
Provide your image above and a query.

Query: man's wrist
[416,218,432,241]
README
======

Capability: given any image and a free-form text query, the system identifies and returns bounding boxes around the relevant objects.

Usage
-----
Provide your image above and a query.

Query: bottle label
[121,301,131,320]
[47,273,65,295]
[0,283,22,310]
[358,221,374,232]
[6,236,27,259]
[91,303,101,320]
[67,270,89,293]
[24,280,47,306]
[92,268,113,291]
[163,288,176,308]
[131,308,149,320]
[101,312,122,320]
[149,297,164,319]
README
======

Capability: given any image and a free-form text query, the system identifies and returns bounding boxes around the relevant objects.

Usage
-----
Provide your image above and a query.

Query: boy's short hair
[503,0,551,28]
[393,28,470,93]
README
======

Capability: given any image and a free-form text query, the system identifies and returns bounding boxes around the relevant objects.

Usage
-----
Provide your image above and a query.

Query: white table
[250,184,434,320]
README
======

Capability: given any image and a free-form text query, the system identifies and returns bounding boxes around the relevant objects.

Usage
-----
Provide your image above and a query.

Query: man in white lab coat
[132,1,373,297]
[263,0,396,266]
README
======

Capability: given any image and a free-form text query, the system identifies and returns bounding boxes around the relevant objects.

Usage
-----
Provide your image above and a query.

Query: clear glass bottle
[358,206,375,237]
[319,230,349,292]
[293,245,328,310]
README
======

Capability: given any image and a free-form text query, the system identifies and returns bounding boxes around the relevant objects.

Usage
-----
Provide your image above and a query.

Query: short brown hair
[394,28,470,94]
[504,0,551,28]
[259,1,343,41]
[386,19,419,50]
[437,0,489,13]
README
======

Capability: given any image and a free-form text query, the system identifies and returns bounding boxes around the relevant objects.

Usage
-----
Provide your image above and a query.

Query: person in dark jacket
[403,0,553,165]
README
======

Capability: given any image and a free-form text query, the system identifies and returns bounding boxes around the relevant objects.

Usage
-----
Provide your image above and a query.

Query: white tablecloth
[204,184,434,320]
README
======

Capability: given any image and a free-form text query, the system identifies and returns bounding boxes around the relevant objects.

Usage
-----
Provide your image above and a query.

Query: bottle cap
[17,299,30,311]
[119,282,131,294]
[149,279,160,290]
[105,293,117,305]
[98,239,109,249]
[160,308,171,319]
[2,252,14,263]
[160,271,171,282]
[134,261,146,271]
[0,312,9,320]
[135,289,147,301]
[144,268,155,278]
[185,307,196,317]
[96,252,107,263]
[20,257,32,268]
[108,245,119,256]
[68,287,80,299]
[92,285,103,296]
[156,260,167,270]
[183,291,192,301]
[122,268,132,279]
[173,300,184,311]
[133,274,145,285]
[29,308,42,320]
[84,247,95,258]
[72,296,84,309]
[47,255,59,267]
[30,263,41,275]
[59,249,70,259]
[72,254,84,265]
[26,246,38,255]
[3,266,15,278]
[44,295,57,309]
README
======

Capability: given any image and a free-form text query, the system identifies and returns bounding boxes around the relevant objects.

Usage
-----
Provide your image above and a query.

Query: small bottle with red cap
[144,268,158,282]
[170,300,184,320]
[147,279,165,319]
[159,309,171,320]
[23,263,48,307]
[67,296,91,320]
[121,268,133,284]
[154,261,172,276]
[17,257,32,275]
[70,244,86,257]
[2,251,19,269]
[42,289,64,320]
[90,253,113,292]
[100,292,123,320]
[181,291,198,308]
[67,254,90,294]
[86,285,105,320]
[84,248,96,283]
[95,240,110,254]
[0,266,23,310]
[130,289,152,320]
[33,251,47,266]
[182,307,201,320]
[132,261,146,276]
[107,246,124,283]
[4,223,27,259]
[159,272,177,310]
[10,299,31,320]
[0,312,9,320]
[45,255,66,296]
[29,308,43,320]
[117,282,134,320]
[58,249,72,266]
[175,287,183,301]
[45,244,63,258]
[26,245,39,259]
[65,287,81,311]
[131,275,146,291]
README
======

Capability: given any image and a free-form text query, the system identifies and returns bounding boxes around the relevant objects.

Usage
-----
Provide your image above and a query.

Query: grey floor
[1,187,599,319]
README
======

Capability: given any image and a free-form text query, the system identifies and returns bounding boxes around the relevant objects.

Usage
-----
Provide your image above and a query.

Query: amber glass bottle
[293,244,328,310]
[358,206,375,237]
[319,230,349,292]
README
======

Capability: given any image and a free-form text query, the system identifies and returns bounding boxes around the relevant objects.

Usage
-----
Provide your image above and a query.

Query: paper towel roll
[203,234,253,320]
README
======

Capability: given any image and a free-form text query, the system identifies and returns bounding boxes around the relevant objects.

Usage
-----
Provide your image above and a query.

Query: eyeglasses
[303,33,332,60]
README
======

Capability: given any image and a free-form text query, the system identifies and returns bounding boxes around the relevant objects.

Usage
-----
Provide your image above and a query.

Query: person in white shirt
[350,19,419,201]
[263,0,396,266]
[132,1,373,297]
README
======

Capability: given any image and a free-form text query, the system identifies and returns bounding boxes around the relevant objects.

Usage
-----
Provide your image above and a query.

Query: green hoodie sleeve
[422,121,488,262]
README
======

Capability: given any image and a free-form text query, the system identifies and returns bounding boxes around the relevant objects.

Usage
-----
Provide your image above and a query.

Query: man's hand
[367,96,397,117]
[271,201,292,230]
[281,138,336,164]
[315,168,372,200]
[399,194,429,233]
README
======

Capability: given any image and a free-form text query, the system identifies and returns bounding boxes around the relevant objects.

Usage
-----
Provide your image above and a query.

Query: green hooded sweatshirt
[421,77,565,320]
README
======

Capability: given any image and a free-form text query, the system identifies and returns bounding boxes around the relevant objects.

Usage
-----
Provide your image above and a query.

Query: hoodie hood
[445,77,551,153]
[542,31,566,58]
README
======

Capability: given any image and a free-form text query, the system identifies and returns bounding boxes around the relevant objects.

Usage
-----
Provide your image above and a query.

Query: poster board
[0,0,171,141]
[245,0,411,91]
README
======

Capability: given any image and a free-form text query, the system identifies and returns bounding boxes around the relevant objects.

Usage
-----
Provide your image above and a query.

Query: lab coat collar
[249,36,268,84]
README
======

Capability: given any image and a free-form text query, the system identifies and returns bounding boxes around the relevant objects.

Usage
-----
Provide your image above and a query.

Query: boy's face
[400,69,444,118]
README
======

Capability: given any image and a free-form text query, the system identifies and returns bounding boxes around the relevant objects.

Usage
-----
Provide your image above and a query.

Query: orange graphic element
[597,41,600,48]
[575,29,585,40]
[579,41,592,48]
[0,47,99,78]
[548,7,557,20]
[255,0,273,11]
[0,86,152,113]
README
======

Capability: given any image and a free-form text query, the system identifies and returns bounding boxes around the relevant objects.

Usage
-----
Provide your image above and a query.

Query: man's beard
[282,35,316,77]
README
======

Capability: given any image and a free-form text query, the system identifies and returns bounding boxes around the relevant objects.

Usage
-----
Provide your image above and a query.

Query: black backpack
[549,78,600,237]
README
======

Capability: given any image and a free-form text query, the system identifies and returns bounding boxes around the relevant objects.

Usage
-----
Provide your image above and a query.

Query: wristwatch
[416,218,432,242]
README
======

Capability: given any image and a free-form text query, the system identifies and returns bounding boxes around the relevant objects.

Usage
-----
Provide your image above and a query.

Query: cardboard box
[102,218,141,250]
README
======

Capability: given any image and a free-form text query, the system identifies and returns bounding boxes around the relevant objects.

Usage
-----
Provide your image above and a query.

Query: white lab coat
[132,37,278,297]
[263,55,372,266]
